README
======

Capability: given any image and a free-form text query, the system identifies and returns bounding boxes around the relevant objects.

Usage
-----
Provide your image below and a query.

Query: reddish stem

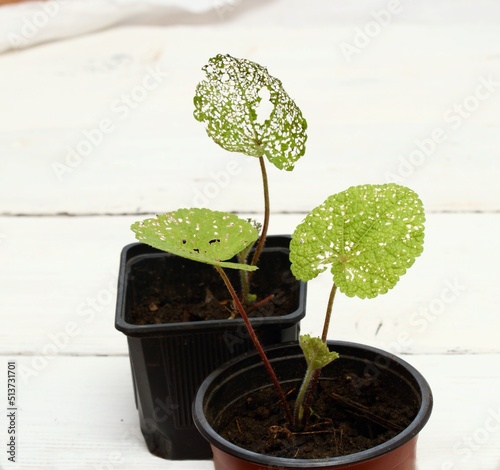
[216,266,294,426]
[246,294,274,314]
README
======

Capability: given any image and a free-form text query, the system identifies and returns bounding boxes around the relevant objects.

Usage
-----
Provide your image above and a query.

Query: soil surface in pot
[126,250,299,324]
[217,368,419,459]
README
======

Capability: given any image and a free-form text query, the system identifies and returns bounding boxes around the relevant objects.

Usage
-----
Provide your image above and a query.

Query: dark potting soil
[217,368,419,459]
[125,250,300,325]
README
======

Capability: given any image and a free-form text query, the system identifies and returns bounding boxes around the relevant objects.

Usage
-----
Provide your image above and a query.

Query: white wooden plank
[402,353,500,470]
[0,213,498,356]
[0,354,497,470]
[0,24,499,214]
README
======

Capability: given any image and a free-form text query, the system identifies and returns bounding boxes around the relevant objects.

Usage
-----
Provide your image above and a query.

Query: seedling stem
[215,265,294,425]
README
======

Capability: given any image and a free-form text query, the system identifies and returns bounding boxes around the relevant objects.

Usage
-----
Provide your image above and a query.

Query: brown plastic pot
[193,341,433,469]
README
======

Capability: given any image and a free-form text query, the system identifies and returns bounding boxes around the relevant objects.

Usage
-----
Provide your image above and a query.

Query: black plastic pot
[115,235,307,460]
[193,341,433,469]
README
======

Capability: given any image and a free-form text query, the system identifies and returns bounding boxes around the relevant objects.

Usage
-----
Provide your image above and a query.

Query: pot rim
[115,235,307,336]
[193,340,433,468]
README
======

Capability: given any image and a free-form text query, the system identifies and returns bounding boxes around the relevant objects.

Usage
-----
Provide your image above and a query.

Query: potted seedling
[192,183,433,469]
[115,54,308,460]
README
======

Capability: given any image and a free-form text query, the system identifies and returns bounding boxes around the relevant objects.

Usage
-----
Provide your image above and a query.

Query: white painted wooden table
[0,1,499,469]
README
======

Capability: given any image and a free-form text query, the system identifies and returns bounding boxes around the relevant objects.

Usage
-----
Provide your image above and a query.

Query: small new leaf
[290,183,425,298]
[193,54,307,171]
[299,334,339,371]
[131,208,259,271]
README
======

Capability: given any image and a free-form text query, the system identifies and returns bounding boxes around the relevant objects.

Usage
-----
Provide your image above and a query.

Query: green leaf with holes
[193,54,307,171]
[131,208,259,271]
[290,184,425,298]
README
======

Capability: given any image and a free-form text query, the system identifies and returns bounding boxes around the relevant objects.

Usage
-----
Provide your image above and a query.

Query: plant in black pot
[192,183,433,469]
[115,54,308,460]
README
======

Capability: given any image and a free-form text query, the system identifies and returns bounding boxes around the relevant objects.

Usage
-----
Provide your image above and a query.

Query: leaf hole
[255,86,273,124]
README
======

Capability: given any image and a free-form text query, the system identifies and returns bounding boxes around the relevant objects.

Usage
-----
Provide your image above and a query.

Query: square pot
[115,235,307,459]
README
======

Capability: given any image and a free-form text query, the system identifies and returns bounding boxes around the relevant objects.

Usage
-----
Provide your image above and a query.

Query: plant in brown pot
[192,183,433,470]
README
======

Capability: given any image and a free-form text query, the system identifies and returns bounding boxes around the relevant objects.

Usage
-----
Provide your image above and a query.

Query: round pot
[193,341,432,469]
